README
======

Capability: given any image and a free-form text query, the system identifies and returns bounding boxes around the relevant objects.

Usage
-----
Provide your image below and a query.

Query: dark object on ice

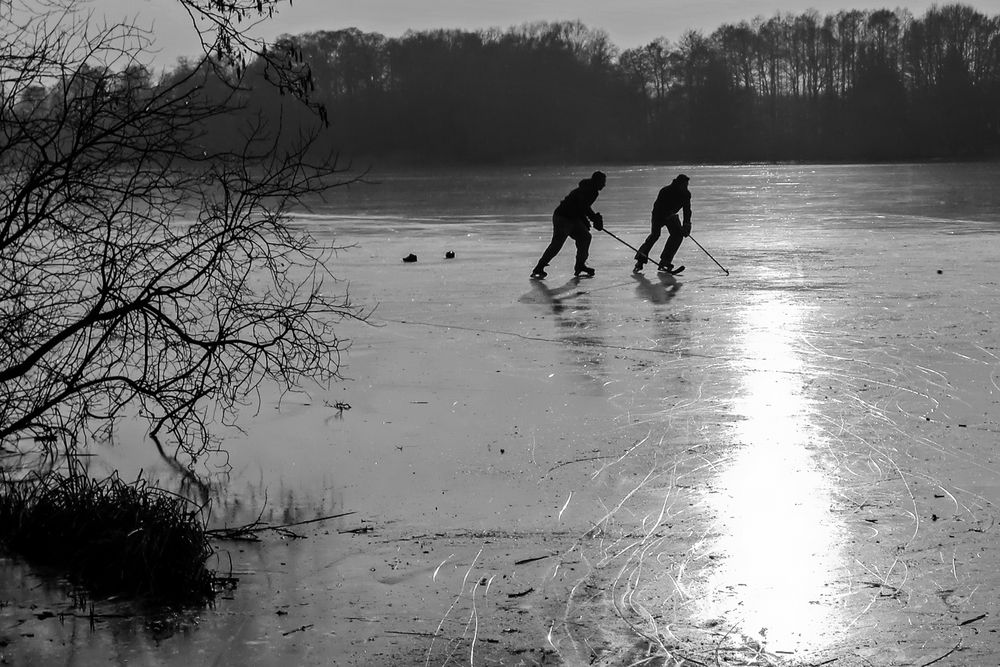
[403,253,417,263]
[634,174,692,273]
[960,613,988,626]
[445,251,455,259]
[937,269,943,274]
[532,170,606,278]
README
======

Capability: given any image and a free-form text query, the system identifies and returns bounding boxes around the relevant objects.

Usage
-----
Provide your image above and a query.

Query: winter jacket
[652,182,692,224]
[554,178,602,223]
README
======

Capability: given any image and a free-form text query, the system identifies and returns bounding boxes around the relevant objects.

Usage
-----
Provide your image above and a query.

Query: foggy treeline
[20,4,1000,163]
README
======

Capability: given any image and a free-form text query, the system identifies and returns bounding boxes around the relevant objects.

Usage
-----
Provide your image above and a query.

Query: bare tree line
[11,5,999,164]
[197,5,1000,162]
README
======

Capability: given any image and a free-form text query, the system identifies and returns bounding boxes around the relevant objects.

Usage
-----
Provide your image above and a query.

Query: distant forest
[23,4,1000,163]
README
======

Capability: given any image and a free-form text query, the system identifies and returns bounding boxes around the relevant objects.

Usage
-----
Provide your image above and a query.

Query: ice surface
[3,163,999,665]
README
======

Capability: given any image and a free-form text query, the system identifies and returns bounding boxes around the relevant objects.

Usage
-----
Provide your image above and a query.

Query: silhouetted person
[531,171,606,279]
[634,174,691,273]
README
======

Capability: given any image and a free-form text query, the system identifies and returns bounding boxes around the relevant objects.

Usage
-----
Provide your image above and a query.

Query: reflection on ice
[703,294,843,652]
[632,271,681,304]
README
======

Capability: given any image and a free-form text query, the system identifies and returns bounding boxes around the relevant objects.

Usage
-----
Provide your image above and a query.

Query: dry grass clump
[0,467,216,604]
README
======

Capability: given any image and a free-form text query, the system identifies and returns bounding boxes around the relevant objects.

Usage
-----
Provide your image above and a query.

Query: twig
[208,511,356,540]
[959,613,986,626]
[542,455,613,478]
[514,554,555,566]
[282,624,313,636]
[339,524,373,535]
[267,511,357,531]
[919,642,961,666]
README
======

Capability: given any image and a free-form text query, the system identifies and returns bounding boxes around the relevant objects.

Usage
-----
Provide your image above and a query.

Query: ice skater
[531,171,606,279]
[633,173,692,274]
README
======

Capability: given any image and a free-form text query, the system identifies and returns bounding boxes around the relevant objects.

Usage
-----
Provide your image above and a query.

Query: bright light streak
[700,295,844,652]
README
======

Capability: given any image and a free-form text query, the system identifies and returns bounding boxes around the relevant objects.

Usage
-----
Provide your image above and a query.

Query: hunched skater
[531,171,606,279]
[634,173,692,274]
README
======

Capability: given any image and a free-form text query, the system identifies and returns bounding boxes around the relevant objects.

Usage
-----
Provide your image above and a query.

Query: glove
[682,223,691,237]
[593,213,604,231]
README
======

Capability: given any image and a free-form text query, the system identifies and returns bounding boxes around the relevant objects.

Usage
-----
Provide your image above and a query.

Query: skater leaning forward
[531,171,606,279]
[634,174,692,274]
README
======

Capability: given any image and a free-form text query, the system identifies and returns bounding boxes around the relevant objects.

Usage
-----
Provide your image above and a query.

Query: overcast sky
[89,0,997,70]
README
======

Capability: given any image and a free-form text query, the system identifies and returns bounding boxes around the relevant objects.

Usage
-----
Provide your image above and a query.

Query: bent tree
[1,2,366,460]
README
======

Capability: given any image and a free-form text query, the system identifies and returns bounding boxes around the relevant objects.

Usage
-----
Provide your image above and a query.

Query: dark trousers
[535,215,591,271]
[636,213,683,267]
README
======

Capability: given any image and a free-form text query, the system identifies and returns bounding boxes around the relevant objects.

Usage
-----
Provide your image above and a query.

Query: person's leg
[534,216,570,272]
[658,214,684,268]
[635,217,663,267]
[568,220,592,271]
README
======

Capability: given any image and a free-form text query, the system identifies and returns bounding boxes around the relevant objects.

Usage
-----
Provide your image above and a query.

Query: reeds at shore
[0,467,217,604]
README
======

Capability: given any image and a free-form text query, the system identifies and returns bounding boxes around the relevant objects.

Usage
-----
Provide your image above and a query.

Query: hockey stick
[600,228,671,271]
[688,235,729,275]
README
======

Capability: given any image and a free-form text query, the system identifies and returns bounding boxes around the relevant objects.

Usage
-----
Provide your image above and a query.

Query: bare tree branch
[1,1,368,459]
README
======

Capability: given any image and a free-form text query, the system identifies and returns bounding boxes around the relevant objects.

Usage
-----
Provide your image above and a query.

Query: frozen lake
[3,162,1000,665]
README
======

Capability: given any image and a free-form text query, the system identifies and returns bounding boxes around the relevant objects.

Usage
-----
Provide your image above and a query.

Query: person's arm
[583,187,603,229]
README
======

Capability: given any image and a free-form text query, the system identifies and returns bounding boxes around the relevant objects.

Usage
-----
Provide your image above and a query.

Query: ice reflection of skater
[522,278,605,349]
[633,271,681,305]
[633,174,692,274]
[525,277,583,313]
[531,171,606,279]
